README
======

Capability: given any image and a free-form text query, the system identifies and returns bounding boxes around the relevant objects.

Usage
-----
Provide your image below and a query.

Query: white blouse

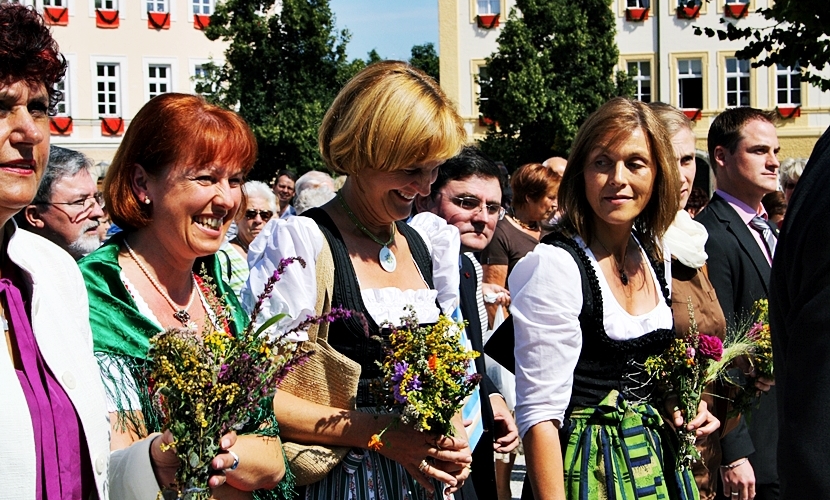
[243,212,460,335]
[510,236,673,438]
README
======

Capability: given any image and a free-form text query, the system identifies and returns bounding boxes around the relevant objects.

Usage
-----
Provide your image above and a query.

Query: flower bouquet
[148,257,355,499]
[722,298,774,418]
[368,308,482,450]
[645,299,725,468]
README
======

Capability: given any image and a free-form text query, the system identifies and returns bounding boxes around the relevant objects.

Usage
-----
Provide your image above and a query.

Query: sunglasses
[245,209,273,221]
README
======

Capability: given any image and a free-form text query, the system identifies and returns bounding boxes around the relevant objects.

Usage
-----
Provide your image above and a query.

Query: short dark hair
[762,190,787,218]
[428,146,504,198]
[708,107,777,173]
[0,4,66,113]
[276,169,297,183]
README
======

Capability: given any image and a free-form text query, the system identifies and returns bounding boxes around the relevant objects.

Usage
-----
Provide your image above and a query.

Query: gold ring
[418,459,429,472]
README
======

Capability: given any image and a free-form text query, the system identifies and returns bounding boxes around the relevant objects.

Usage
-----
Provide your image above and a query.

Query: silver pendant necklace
[337,191,397,273]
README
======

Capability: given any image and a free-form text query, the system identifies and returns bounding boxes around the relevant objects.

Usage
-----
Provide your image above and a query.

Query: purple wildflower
[392,361,409,383]
[686,346,696,359]
[407,375,422,392]
[747,322,764,340]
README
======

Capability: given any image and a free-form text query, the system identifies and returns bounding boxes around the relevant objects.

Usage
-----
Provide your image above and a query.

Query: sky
[328,0,439,62]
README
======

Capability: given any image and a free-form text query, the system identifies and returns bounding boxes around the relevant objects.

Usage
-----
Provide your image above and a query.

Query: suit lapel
[710,194,771,293]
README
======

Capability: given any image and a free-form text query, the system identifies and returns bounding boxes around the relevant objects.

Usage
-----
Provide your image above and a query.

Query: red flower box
[724,3,749,18]
[676,5,701,19]
[148,11,170,29]
[194,14,210,29]
[49,116,73,135]
[476,14,500,29]
[101,117,124,136]
[95,9,119,28]
[479,116,495,127]
[43,6,69,26]
[625,7,649,21]
[775,105,801,119]
[683,109,702,121]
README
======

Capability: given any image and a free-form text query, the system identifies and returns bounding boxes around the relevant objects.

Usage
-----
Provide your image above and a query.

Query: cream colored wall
[44,0,227,164]
[440,0,830,155]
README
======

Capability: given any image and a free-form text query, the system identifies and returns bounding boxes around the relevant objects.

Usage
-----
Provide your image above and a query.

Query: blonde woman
[245,61,472,499]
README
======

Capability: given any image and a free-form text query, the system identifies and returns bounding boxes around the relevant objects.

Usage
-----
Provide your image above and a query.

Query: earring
[143,197,151,205]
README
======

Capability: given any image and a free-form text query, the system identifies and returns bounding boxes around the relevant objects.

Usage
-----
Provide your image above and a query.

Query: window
[148,64,172,100]
[627,0,648,7]
[193,0,212,15]
[43,0,65,6]
[677,0,701,5]
[96,63,121,116]
[477,65,491,107]
[147,0,168,12]
[725,0,748,3]
[54,77,69,116]
[678,58,703,109]
[627,61,651,103]
[477,0,499,14]
[776,64,801,106]
[725,57,750,107]
[96,0,117,10]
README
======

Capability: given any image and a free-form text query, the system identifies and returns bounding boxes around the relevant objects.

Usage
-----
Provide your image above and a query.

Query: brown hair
[557,97,680,254]
[0,4,66,112]
[708,107,776,174]
[105,93,257,231]
[319,61,466,176]
[510,162,562,210]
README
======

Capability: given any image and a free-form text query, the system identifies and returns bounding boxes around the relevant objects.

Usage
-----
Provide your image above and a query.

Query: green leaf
[253,313,289,338]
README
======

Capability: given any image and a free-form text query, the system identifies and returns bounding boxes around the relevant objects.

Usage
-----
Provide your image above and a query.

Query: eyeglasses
[36,192,104,218]
[245,209,273,221]
[447,195,505,220]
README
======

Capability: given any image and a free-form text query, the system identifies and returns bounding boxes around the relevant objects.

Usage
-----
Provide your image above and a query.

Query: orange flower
[368,434,384,451]
[428,354,438,371]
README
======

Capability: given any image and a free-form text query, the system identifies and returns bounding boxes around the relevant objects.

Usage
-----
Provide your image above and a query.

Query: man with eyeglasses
[414,146,519,500]
[15,146,104,259]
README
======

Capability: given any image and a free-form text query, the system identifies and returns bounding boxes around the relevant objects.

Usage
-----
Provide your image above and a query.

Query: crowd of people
[2,3,827,500]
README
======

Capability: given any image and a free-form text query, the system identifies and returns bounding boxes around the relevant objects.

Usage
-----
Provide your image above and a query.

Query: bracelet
[720,458,748,470]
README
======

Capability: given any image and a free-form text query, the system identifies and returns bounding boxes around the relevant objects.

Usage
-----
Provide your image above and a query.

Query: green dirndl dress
[548,234,699,500]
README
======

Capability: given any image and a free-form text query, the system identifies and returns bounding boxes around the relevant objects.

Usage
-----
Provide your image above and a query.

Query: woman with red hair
[79,93,288,499]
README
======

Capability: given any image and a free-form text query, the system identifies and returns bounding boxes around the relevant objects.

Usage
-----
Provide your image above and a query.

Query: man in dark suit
[769,126,830,499]
[696,107,780,500]
[416,146,519,500]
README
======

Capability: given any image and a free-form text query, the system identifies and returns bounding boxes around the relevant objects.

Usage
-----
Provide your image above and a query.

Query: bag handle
[307,231,334,344]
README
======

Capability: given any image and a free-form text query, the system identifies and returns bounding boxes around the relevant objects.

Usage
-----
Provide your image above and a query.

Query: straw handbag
[279,236,361,486]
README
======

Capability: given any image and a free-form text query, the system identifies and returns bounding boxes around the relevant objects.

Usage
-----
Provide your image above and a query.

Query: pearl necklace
[124,239,198,328]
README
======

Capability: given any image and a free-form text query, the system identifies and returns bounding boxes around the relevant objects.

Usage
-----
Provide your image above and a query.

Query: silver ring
[418,459,429,472]
[730,493,739,497]
[226,450,240,471]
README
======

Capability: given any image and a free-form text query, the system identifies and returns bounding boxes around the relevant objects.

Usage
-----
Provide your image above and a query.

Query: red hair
[0,4,66,112]
[105,93,258,231]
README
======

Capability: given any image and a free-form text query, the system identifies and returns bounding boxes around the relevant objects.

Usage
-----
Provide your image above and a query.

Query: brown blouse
[671,259,731,500]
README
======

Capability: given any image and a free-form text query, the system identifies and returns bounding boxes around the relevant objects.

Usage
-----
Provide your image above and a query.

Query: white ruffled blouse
[510,236,673,438]
[242,212,461,336]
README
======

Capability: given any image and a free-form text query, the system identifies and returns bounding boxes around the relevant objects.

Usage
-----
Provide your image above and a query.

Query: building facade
[13,0,227,166]
[439,0,830,178]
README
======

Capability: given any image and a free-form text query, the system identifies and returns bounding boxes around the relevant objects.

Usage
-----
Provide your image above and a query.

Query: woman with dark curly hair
[0,5,110,499]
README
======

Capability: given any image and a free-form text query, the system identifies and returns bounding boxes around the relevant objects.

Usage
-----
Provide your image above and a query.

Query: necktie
[749,216,777,259]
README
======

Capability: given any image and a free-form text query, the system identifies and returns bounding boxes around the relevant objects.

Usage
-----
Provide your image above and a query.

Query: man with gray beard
[15,146,104,259]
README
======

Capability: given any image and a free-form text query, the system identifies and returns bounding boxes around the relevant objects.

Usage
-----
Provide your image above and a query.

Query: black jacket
[696,192,777,485]
[769,126,830,499]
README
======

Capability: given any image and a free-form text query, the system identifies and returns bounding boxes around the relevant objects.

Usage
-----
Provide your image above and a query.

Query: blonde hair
[558,97,680,256]
[648,102,694,140]
[319,61,466,176]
